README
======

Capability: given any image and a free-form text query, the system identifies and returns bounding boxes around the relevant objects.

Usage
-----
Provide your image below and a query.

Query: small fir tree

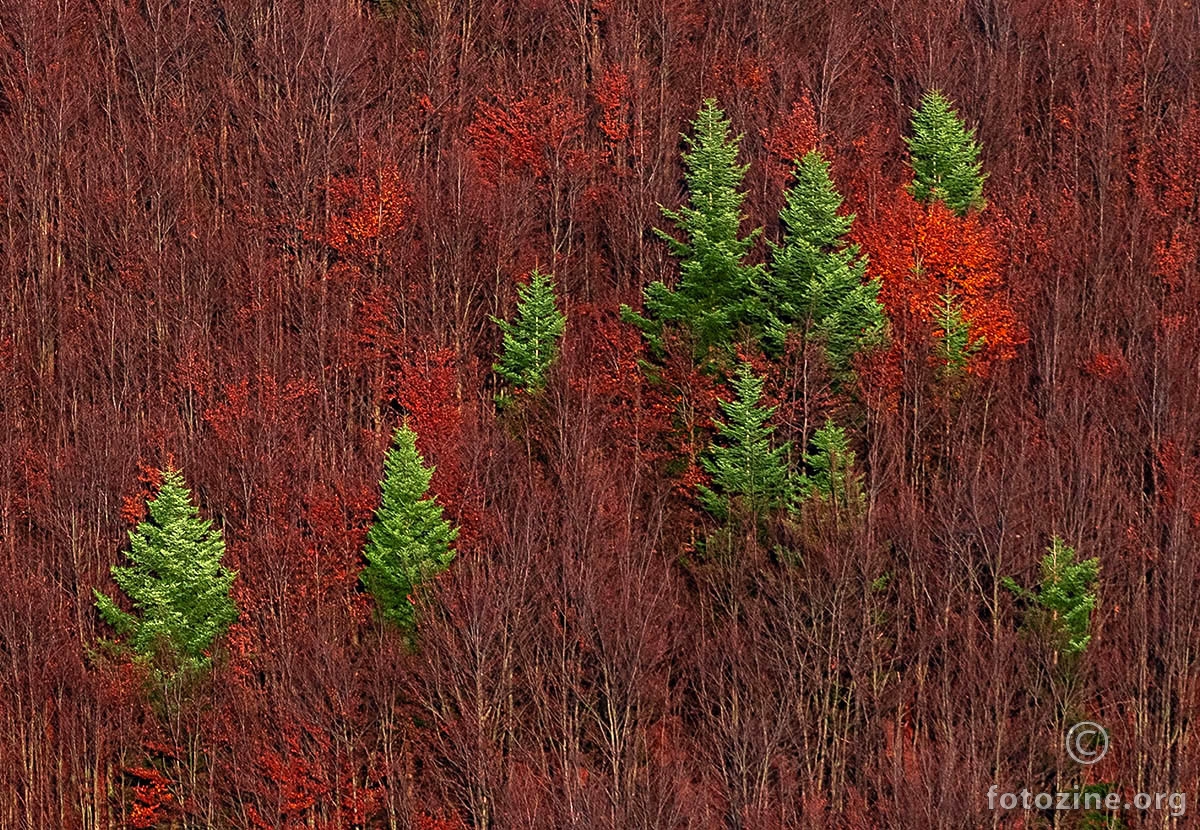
[933,291,981,377]
[906,91,987,216]
[798,420,865,511]
[766,150,885,372]
[492,267,566,404]
[94,468,238,662]
[698,363,793,520]
[1003,536,1100,658]
[623,99,767,355]
[362,425,458,630]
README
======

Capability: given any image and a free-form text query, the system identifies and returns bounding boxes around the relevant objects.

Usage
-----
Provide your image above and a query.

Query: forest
[2,0,1199,827]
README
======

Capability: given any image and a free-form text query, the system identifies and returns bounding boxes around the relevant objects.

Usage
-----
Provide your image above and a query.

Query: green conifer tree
[905,91,987,216]
[362,425,458,630]
[933,291,981,377]
[94,468,238,662]
[766,150,885,372]
[798,420,865,511]
[1003,538,1107,823]
[623,100,767,355]
[492,268,566,404]
[1003,536,1100,658]
[698,363,793,520]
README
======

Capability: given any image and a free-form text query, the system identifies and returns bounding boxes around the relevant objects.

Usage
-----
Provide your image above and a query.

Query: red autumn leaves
[859,190,1026,385]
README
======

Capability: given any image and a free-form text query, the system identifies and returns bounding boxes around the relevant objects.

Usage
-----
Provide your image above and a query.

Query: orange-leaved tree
[860,190,1023,385]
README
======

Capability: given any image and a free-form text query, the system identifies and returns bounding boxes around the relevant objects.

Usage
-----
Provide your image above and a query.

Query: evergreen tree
[94,468,238,662]
[1003,536,1100,658]
[933,291,980,377]
[798,420,864,511]
[905,91,987,216]
[362,425,458,631]
[623,100,767,355]
[698,363,793,519]
[766,150,885,372]
[492,267,566,403]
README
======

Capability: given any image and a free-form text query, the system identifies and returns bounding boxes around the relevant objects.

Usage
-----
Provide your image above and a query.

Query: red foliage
[204,375,320,454]
[325,165,410,264]
[4,2,1200,827]
[124,766,175,829]
[467,91,587,190]
[649,334,727,508]
[255,729,332,821]
[469,97,544,181]
[1154,224,1197,291]
[390,344,484,553]
[117,462,163,527]
[860,191,1026,380]
[565,303,674,467]
[1083,350,1126,380]
[334,281,401,415]
[415,811,467,830]
[171,347,213,400]
[763,95,819,186]
[594,66,632,148]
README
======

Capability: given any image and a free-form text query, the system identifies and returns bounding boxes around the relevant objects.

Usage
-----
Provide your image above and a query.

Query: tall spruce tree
[94,468,238,662]
[492,268,566,404]
[905,91,987,215]
[698,363,793,519]
[623,100,767,355]
[767,150,885,372]
[362,425,458,631]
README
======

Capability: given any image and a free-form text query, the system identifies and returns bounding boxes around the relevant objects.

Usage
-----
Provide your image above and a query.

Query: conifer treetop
[905,90,987,215]
[778,150,857,250]
[933,291,981,378]
[626,99,767,355]
[698,362,793,519]
[798,419,865,511]
[1003,536,1100,658]
[493,267,567,401]
[766,149,885,372]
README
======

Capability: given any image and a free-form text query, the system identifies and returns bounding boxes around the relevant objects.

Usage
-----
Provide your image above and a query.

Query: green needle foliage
[698,363,793,520]
[766,150,885,373]
[906,90,987,216]
[1004,536,1100,658]
[624,99,767,356]
[933,291,980,377]
[493,267,566,404]
[94,468,238,663]
[362,425,458,631]
[798,420,864,512]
